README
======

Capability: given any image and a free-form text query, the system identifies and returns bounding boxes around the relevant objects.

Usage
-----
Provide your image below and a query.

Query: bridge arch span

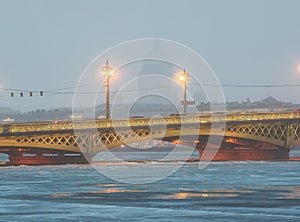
[1,112,300,164]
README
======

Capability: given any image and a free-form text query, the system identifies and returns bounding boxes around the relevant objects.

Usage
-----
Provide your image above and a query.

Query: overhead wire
[189,83,300,88]
[2,83,300,97]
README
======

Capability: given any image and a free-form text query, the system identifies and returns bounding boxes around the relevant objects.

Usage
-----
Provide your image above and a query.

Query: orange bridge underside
[194,137,289,161]
[0,148,89,165]
[0,136,292,165]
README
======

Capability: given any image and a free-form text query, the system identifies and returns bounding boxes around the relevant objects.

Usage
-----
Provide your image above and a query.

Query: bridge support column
[5,149,89,165]
[197,147,289,161]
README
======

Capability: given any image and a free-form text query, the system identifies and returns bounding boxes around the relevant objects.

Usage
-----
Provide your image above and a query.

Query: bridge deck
[0,111,299,135]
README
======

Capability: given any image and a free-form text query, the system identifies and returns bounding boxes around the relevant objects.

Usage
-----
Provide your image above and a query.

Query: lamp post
[101,60,113,119]
[179,69,189,114]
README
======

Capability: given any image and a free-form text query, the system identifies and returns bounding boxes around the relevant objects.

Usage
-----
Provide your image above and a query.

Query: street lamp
[178,69,189,114]
[101,60,113,119]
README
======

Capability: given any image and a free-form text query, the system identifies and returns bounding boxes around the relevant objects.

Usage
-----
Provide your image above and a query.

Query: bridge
[1,111,300,165]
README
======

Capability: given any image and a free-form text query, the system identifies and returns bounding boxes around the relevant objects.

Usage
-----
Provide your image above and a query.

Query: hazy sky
[0,0,300,111]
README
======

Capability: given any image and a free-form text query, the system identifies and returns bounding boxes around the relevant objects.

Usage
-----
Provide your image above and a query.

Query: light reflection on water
[162,192,239,199]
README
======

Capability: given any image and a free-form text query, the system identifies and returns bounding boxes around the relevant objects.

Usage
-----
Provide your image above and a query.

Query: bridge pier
[195,138,290,161]
[197,146,289,161]
[1,148,89,165]
[8,154,88,165]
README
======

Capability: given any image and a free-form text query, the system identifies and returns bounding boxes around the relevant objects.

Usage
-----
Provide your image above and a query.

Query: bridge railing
[0,111,299,134]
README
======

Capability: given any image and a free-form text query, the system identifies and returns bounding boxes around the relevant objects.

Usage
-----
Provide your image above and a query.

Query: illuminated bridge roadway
[1,111,300,165]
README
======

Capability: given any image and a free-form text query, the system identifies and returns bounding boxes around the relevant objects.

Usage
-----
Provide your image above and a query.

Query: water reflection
[163,192,238,199]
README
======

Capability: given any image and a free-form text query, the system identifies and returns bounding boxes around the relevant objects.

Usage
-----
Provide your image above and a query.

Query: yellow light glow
[101,67,113,76]
[51,193,72,197]
[101,60,114,77]
[179,74,186,82]
[297,64,300,73]
[163,192,238,199]
[173,139,181,144]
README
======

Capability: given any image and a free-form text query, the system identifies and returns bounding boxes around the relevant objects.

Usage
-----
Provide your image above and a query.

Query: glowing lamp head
[101,67,113,76]
[179,69,189,82]
[179,74,186,82]
[101,60,114,77]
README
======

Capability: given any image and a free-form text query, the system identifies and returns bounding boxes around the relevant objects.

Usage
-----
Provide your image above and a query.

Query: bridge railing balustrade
[2,111,300,134]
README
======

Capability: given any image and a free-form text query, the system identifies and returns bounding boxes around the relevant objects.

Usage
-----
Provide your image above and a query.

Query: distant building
[197,96,298,112]
[2,117,15,123]
[259,96,290,106]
